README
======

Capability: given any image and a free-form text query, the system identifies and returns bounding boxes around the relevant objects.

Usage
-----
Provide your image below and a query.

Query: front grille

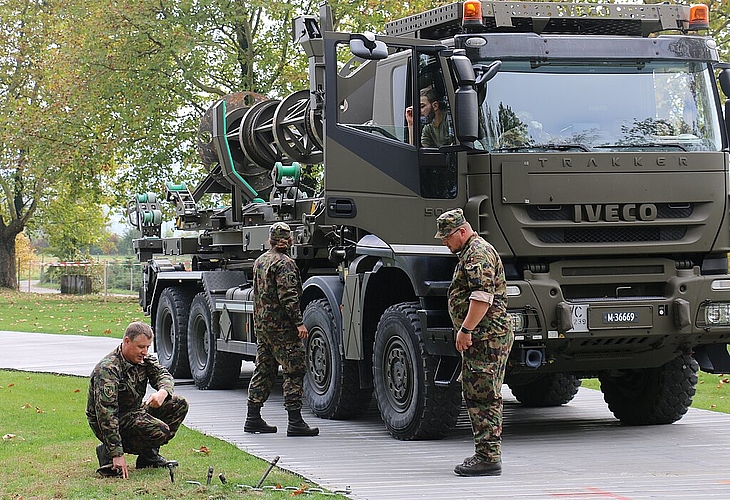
[527,204,694,221]
[536,226,687,244]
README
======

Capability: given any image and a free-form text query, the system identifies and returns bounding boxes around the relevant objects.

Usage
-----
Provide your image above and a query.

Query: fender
[303,275,344,337]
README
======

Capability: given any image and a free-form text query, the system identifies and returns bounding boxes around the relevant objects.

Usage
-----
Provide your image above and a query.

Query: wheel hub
[384,339,412,411]
[307,330,331,394]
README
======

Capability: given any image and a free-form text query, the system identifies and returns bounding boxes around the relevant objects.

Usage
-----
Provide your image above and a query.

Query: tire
[154,287,193,378]
[509,373,582,407]
[187,293,242,390]
[599,354,698,425]
[304,299,372,419]
[373,302,461,440]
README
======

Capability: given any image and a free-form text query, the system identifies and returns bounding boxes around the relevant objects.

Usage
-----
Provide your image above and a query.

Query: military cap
[270,221,292,240]
[434,208,466,238]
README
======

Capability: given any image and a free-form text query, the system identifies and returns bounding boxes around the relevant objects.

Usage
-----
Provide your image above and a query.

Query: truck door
[323,35,468,245]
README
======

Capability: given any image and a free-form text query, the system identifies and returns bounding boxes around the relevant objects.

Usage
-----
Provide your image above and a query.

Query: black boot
[95,444,122,477]
[136,448,170,469]
[244,405,277,434]
[287,409,319,437]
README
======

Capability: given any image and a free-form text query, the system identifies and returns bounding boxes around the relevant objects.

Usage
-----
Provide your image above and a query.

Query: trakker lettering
[539,157,689,168]
[573,204,658,223]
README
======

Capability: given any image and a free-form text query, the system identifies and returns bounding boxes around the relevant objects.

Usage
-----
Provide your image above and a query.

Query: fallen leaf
[710,404,717,408]
[74,389,80,393]
[21,403,31,409]
[8,383,14,387]
[103,328,112,335]
[2,434,16,440]
[35,407,44,413]
[193,445,210,454]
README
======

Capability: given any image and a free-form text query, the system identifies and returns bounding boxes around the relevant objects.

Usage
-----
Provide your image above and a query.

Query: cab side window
[336,45,412,144]
[415,54,454,149]
[417,53,457,199]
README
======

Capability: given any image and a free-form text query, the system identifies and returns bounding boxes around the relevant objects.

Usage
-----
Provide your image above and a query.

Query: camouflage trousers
[248,329,306,411]
[90,395,189,455]
[461,331,514,462]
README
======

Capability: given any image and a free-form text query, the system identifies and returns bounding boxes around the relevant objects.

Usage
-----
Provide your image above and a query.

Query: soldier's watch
[459,326,473,335]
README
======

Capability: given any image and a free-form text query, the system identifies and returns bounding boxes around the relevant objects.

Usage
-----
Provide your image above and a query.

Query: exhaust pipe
[523,348,545,369]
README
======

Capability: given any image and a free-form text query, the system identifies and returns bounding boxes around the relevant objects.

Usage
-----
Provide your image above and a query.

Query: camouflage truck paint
[131,2,730,439]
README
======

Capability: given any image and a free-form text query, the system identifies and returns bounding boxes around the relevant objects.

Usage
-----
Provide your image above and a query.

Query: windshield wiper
[594,143,688,152]
[494,143,591,152]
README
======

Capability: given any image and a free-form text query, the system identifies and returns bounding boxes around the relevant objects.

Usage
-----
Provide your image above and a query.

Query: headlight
[509,312,525,333]
[704,303,730,326]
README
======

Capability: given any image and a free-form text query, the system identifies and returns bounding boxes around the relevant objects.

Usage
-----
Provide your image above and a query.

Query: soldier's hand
[405,106,414,126]
[455,330,473,352]
[297,324,308,339]
[146,389,168,408]
[113,455,129,479]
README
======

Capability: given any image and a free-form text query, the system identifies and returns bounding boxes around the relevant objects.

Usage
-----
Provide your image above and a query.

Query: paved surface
[3,330,730,499]
[17,280,59,294]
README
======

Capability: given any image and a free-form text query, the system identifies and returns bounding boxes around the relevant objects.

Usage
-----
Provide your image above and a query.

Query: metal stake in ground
[166,461,179,484]
[256,456,280,488]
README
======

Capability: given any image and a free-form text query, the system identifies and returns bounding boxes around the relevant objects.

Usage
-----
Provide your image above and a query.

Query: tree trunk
[0,223,22,290]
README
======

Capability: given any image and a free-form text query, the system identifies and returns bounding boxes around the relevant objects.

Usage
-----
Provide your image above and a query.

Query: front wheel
[303,299,372,419]
[187,293,242,390]
[154,287,192,378]
[599,354,698,425]
[373,302,461,440]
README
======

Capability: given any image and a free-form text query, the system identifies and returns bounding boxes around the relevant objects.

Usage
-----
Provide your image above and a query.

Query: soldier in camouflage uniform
[435,208,514,477]
[244,222,319,437]
[86,321,188,478]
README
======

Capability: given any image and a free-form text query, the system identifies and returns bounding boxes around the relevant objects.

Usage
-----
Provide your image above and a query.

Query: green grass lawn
[0,370,343,499]
[0,289,144,337]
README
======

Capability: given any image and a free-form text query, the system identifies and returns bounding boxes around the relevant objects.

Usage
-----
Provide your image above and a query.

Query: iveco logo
[573,204,658,223]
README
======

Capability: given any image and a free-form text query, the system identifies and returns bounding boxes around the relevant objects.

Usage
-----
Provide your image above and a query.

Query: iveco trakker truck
[129,1,730,439]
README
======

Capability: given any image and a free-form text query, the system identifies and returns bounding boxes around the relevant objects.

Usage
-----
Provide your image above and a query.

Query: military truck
[129,1,730,440]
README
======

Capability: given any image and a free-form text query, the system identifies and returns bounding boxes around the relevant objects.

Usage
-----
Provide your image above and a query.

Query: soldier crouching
[86,321,189,478]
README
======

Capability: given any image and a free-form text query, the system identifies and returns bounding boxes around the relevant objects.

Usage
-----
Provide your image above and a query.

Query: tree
[42,185,108,261]
[0,0,118,288]
[0,0,440,289]
[15,233,34,273]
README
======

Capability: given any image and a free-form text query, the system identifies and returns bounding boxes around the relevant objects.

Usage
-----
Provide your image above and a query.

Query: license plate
[589,305,653,329]
[602,311,640,324]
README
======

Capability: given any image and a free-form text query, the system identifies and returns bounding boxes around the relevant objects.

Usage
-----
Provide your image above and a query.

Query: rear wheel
[599,354,698,425]
[373,302,461,440]
[154,287,192,378]
[187,293,242,390]
[509,373,581,407]
[304,299,372,419]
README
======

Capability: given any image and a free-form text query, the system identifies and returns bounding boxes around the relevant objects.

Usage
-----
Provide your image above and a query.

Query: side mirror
[720,69,730,99]
[349,32,388,60]
[475,60,502,87]
[451,50,478,144]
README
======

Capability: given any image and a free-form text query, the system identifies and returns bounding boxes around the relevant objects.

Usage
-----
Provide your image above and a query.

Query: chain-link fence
[16,259,153,296]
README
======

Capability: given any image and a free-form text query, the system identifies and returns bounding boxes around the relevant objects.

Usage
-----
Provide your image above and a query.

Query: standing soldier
[87,321,189,478]
[435,208,514,476]
[244,222,319,437]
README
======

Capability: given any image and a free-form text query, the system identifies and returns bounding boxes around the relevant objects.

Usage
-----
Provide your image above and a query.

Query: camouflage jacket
[86,345,175,457]
[253,248,304,335]
[448,234,511,341]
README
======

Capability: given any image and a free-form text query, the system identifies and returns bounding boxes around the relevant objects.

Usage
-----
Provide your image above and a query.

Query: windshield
[478,60,723,152]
